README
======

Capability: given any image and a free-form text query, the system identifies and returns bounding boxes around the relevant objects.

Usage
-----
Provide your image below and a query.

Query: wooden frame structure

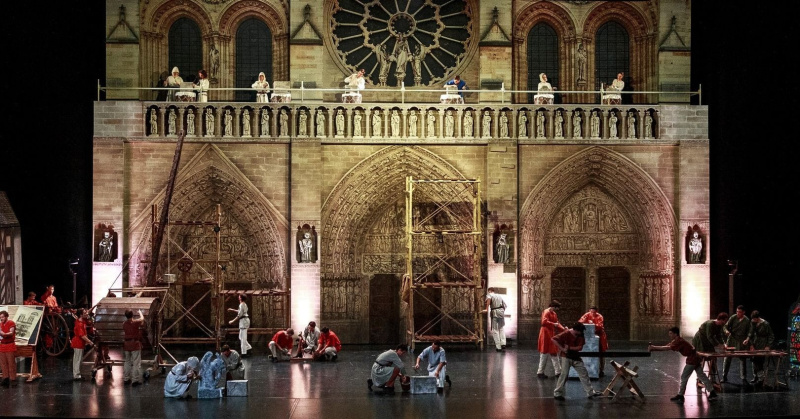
[405,176,483,349]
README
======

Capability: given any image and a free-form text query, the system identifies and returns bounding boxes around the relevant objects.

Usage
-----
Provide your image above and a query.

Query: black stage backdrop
[1,2,797,337]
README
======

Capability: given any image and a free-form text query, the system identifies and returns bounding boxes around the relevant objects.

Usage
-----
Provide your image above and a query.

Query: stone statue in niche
[168,109,176,136]
[242,110,251,137]
[644,110,653,139]
[280,109,288,136]
[299,110,308,136]
[572,111,582,138]
[518,112,527,138]
[336,109,345,136]
[205,108,214,136]
[660,277,671,314]
[150,109,158,135]
[590,110,600,138]
[427,110,436,137]
[316,110,326,137]
[554,110,563,139]
[536,111,545,138]
[95,227,117,262]
[186,109,195,136]
[376,44,392,86]
[482,111,491,138]
[463,111,473,137]
[372,111,382,136]
[261,109,270,136]
[686,227,705,264]
[627,111,635,139]
[576,42,587,83]
[445,110,454,137]
[297,225,318,263]
[499,112,508,138]
[495,233,509,263]
[353,111,362,137]
[391,110,400,137]
[609,111,617,138]
[224,109,232,137]
[408,110,417,137]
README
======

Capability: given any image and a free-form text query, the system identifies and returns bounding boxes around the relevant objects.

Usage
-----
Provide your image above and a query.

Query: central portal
[369,274,400,344]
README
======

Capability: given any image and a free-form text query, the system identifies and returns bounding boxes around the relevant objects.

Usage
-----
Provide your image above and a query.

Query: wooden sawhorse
[603,360,645,401]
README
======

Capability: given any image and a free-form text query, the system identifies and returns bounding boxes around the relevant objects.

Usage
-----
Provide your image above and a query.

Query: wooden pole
[146,131,186,287]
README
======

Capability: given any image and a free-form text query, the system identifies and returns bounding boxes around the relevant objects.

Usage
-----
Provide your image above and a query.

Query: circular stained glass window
[328,0,475,87]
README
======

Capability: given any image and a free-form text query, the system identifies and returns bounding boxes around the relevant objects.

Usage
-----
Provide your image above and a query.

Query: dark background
[1,2,797,339]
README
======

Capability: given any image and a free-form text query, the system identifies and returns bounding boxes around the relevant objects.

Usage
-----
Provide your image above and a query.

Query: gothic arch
[581,2,658,102]
[128,144,288,291]
[143,0,214,35]
[320,146,476,342]
[519,146,676,279]
[513,1,577,103]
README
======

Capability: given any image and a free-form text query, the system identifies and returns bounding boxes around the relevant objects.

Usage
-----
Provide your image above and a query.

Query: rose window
[329,0,475,87]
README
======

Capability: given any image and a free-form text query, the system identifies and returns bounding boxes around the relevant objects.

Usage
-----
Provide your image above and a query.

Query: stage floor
[2,342,798,418]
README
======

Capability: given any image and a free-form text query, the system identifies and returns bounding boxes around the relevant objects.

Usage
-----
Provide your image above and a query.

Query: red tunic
[0,320,16,352]
[318,331,342,352]
[579,311,609,352]
[71,319,88,350]
[123,319,143,351]
[271,331,293,350]
[538,308,564,355]
[24,298,43,306]
[668,336,700,366]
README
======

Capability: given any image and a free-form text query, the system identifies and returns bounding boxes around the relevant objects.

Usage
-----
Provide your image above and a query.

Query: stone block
[227,380,248,397]
[198,387,223,398]
[409,375,438,394]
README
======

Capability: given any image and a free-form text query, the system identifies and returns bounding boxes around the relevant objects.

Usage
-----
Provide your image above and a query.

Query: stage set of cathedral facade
[94,0,706,348]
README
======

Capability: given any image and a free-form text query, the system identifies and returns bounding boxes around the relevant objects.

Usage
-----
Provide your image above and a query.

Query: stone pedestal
[227,380,249,397]
[409,375,437,394]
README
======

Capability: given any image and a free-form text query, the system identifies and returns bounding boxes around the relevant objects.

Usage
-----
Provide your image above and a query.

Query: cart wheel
[41,315,70,357]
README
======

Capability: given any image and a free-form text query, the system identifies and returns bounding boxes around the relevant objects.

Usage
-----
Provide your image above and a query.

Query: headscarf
[172,67,180,75]
[186,356,199,370]
[258,72,265,80]
[539,73,546,83]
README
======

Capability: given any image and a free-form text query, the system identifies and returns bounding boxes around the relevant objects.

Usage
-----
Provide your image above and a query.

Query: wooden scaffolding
[405,176,484,349]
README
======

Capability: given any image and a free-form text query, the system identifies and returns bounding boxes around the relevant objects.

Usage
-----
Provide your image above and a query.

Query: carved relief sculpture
[518,112,527,138]
[372,111,382,136]
[576,42,587,83]
[499,112,509,138]
[572,111,581,138]
[644,110,653,139]
[482,111,491,138]
[495,233,510,263]
[426,110,436,137]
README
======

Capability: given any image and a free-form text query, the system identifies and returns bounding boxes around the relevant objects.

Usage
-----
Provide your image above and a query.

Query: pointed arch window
[236,18,272,102]
[527,23,559,104]
[168,18,202,82]
[595,21,630,103]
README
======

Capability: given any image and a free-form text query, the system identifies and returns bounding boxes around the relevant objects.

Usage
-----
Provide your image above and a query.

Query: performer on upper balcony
[252,72,270,103]
[444,75,468,98]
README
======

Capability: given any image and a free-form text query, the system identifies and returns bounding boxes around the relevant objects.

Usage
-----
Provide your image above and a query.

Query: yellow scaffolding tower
[405,176,484,349]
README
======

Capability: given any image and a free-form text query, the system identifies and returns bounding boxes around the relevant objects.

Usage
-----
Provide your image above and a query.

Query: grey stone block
[198,388,223,398]
[227,380,248,397]
[409,375,438,394]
